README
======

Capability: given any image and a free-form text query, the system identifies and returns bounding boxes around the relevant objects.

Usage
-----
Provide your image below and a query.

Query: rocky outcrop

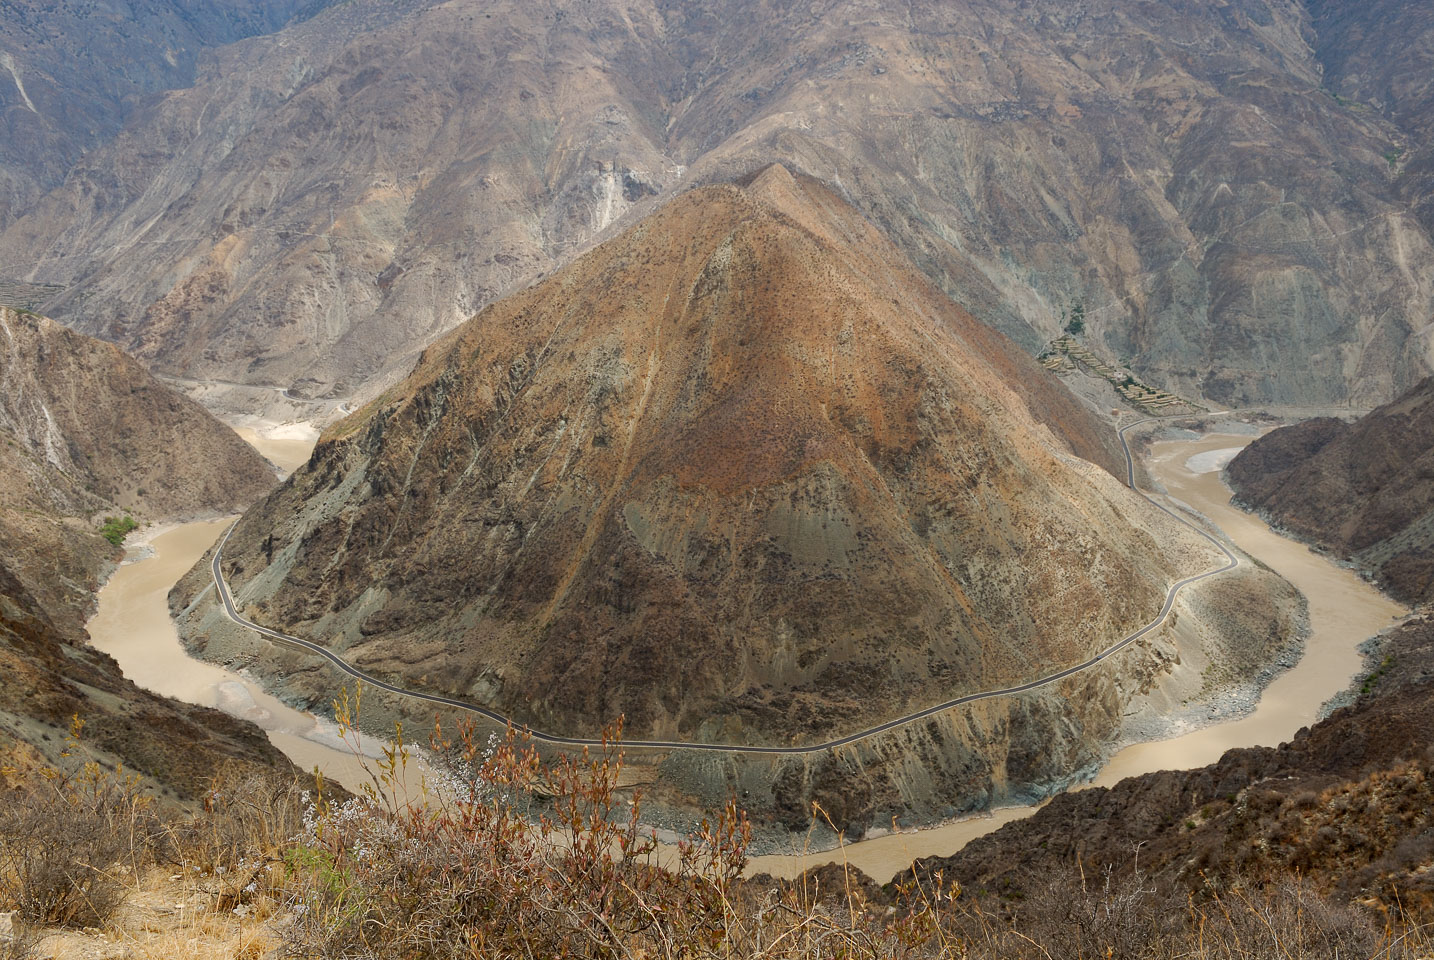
[2,0,1431,406]
[0,305,285,795]
[1226,378,1434,605]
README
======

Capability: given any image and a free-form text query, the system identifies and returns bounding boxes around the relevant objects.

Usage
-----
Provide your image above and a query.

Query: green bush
[99,514,138,547]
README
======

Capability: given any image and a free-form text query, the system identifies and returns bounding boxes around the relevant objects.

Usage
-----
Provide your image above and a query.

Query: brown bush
[0,720,156,927]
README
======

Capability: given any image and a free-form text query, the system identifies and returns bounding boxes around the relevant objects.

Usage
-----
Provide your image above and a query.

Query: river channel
[85,430,1405,880]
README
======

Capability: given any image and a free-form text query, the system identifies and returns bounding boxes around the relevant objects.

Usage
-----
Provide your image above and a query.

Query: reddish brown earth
[169,167,1244,829]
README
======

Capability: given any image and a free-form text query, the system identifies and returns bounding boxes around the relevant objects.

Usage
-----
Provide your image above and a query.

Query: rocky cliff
[1226,378,1434,605]
[0,305,285,795]
[2,0,1431,407]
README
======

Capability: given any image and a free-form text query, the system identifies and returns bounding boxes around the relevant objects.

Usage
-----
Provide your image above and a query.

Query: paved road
[210,413,1238,755]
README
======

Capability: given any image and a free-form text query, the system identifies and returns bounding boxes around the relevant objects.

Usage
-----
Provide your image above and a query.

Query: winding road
[210,414,1239,755]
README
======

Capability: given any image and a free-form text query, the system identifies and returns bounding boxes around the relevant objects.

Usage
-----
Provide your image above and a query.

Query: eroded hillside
[2,0,1430,406]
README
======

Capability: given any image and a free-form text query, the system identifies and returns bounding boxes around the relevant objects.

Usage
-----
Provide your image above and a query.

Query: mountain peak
[204,174,1206,761]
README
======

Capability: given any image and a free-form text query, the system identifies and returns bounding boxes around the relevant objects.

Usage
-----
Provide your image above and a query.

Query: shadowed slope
[1227,377,1434,605]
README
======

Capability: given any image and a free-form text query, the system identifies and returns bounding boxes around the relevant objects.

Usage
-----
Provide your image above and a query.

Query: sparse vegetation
[1361,654,1396,695]
[98,514,138,546]
[3,700,1432,959]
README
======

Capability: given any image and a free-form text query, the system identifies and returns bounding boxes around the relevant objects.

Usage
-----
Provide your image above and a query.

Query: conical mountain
[197,167,1214,745]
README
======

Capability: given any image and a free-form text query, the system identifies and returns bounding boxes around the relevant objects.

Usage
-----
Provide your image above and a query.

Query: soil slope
[1226,378,1434,605]
[182,167,1214,763]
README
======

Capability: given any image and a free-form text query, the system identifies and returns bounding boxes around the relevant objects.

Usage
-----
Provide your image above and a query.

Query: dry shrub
[0,718,156,928]
[279,714,749,959]
[963,866,1389,960]
[264,686,1434,960]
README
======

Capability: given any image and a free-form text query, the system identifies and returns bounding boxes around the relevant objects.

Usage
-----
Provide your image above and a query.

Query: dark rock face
[913,613,1434,906]
[1226,378,1434,605]
[3,0,1432,406]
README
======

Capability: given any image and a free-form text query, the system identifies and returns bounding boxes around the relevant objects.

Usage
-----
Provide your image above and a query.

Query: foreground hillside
[0,305,285,796]
[4,621,1431,959]
[1225,377,1434,605]
[168,168,1310,830]
[3,0,1431,407]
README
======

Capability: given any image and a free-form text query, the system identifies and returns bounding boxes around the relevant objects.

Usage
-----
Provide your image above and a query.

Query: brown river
[86,431,1405,880]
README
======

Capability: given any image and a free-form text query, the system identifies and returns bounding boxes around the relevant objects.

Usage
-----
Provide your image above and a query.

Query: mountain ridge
[4,0,1431,407]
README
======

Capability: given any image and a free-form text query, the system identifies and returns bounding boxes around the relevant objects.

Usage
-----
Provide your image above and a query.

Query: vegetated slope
[0,0,327,231]
[912,611,1434,911]
[186,167,1212,758]
[3,0,1431,406]
[1225,378,1434,605]
[0,305,285,796]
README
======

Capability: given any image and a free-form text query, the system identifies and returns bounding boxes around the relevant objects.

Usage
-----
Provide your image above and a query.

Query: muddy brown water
[233,423,316,476]
[85,519,417,797]
[87,433,1405,881]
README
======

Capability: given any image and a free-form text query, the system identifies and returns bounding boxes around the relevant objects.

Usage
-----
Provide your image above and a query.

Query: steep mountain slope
[0,305,284,795]
[1305,0,1434,237]
[1226,378,1434,605]
[180,168,1216,760]
[2,0,1430,406]
[0,308,277,537]
[0,305,276,632]
[0,0,327,231]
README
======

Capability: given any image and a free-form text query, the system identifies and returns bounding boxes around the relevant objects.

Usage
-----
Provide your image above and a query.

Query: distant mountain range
[2,0,1432,408]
